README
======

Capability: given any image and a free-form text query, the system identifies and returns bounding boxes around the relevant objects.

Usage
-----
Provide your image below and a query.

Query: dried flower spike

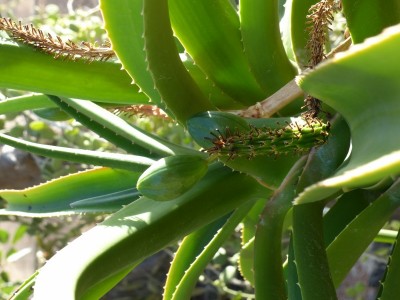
[112,105,169,119]
[204,116,330,160]
[303,0,341,117]
[0,17,115,62]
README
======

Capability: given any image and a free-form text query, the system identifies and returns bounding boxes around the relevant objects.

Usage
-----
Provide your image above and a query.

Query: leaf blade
[0,42,146,104]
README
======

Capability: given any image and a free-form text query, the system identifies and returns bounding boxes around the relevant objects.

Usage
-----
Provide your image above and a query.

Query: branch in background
[0,17,114,62]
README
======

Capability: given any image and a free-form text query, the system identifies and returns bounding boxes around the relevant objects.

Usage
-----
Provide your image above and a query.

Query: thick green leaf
[0,132,154,172]
[0,94,142,122]
[323,189,374,246]
[48,96,153,157]
[254,157,306,300]
[183,57,245,110]
[326,179,400,286]
[292,202,337,300]
[69,188,141,211]
[0,168,140,216]
[169,0,265,105]
[32,164,268,299]
[32,107,71,121]
[297,25,400,204]
[239,0,296,94]
[100,0,165,110]
[342,0,400,43]
[0,42,147,104]
[163,215,230,300]
[168,200,258,300]
[143,0,214,123]
[288,116,351,300]
[101,0,237,112]
[49,96,199,157]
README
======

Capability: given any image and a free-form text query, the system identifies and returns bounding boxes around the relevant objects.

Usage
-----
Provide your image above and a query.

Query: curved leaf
[101,0,237,112]
[292,202,337,300]
[0,42,146,104]
[342,0,400,43]
[0,168,140,216]
[47,96,157,157]
[254,157,306,300]
[163,215,230,300]
[280,0,296,62]
[326,179,400,286]
[288,116,351,299]
[183,57,245,110]
[100,0,166,111]
[0,132,154,172]
[49,96,199,157]
[169,0,265,105]
[323,189,374,246]
[169,200,258,300]
[239,0,296,94]
[32,165,268,299]
[297,25,400,204]
[69,188,141,211]
[143,0,214,123]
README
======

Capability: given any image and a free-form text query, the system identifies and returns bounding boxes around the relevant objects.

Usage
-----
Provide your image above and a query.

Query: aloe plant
[1,0,400,299]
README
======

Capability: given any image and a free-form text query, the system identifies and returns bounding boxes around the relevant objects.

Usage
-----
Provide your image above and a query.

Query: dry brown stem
[303,0,341,117]
[236,37,351,118]
[0,17,114,62]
